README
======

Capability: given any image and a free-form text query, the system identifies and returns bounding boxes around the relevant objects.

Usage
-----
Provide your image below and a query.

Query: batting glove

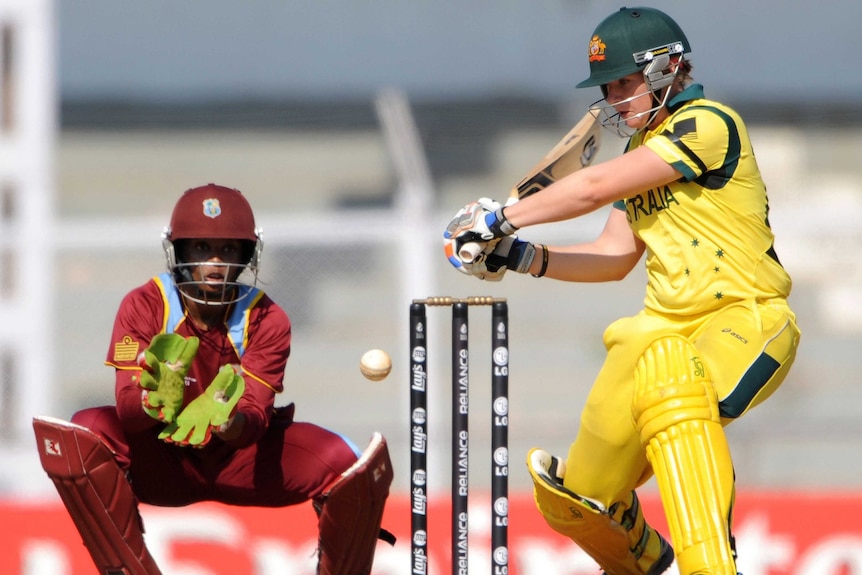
[135,334,200,423]
[159,364,245,447]
[443,198,518,267]
[460,235,536,282]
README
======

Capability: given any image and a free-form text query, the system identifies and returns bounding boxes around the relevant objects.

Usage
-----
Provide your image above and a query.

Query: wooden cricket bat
[458,109,602,262]
[509,107,601,200]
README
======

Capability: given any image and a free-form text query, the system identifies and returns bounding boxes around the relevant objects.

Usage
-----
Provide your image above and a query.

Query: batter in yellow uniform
[443,7,800,575]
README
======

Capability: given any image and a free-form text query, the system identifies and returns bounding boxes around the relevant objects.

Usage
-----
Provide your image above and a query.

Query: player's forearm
[528,239,643,282]
[543,249,641,282]
[505,169,606,228]
[505,147,681,230]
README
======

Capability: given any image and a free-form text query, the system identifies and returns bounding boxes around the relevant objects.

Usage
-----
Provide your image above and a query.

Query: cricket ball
[359,349,392,381]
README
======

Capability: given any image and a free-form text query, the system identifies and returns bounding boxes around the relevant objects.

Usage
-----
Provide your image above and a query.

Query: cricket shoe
[599,516,675,575]
[599,533,674,575]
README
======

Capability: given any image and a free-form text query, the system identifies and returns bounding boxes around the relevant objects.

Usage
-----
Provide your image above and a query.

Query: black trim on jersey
[661,106,742,190]
[662,118,706,173]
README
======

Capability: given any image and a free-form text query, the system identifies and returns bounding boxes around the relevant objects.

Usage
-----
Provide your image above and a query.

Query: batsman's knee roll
[632,335,737,575]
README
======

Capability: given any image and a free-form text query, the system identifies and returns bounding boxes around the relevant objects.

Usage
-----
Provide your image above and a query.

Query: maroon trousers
[72,406,359,508]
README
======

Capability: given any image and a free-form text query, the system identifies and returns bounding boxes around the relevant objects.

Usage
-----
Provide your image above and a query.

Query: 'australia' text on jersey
[624,186,679,223]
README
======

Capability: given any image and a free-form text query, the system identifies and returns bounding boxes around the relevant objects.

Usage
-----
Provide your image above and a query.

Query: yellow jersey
[615,84,792,316]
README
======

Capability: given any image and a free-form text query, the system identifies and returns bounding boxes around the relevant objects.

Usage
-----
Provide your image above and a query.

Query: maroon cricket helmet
[167,183,258,242]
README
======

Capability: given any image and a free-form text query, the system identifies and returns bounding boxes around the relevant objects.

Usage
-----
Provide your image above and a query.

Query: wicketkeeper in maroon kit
[33,183,394,575]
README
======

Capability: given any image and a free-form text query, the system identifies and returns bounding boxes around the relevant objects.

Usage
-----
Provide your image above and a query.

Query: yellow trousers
[565,298,799,504]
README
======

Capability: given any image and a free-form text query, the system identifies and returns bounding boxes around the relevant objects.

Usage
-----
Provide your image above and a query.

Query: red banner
[3,491,862,575]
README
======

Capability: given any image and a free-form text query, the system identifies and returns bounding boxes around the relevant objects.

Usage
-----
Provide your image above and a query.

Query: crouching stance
[34,184,394,575]
[33,416,393,575]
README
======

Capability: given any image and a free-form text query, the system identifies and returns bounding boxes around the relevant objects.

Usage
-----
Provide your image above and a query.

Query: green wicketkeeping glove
[158,364,245,447]
[135,333,200,423]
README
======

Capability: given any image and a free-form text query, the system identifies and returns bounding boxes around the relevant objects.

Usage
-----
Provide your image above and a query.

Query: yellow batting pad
[633,335,737,575]
[527,449,672,575]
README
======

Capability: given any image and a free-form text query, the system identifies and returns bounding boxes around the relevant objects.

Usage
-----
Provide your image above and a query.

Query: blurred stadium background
[2,1,861,573]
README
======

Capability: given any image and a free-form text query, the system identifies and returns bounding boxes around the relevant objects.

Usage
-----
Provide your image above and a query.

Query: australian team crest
[202,198,222,219]
[588,35,606,62]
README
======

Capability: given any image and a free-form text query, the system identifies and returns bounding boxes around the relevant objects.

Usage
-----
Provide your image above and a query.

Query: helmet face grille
[162,237,263,306]
[577,7,690,89]
[171,261,260,306]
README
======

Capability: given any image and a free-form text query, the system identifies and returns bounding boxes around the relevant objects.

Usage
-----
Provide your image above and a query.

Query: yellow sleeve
[644,108,737,183]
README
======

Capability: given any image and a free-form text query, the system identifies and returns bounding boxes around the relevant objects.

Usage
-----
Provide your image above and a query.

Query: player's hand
[460,235,536,281]
[158,364,245,447]
[443,198,518,268]
[135,334,200,423]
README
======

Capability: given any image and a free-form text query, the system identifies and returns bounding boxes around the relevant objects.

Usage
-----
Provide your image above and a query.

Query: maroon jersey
[105,273,291,446]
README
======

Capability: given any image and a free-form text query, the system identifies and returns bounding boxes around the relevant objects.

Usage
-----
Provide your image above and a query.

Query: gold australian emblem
[588,35,606,62]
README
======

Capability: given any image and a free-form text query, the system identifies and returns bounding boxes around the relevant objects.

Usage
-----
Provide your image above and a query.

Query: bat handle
[458,241,486,263]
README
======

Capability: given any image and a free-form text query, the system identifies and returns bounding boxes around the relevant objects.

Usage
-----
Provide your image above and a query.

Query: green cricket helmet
[576,6,691,90]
